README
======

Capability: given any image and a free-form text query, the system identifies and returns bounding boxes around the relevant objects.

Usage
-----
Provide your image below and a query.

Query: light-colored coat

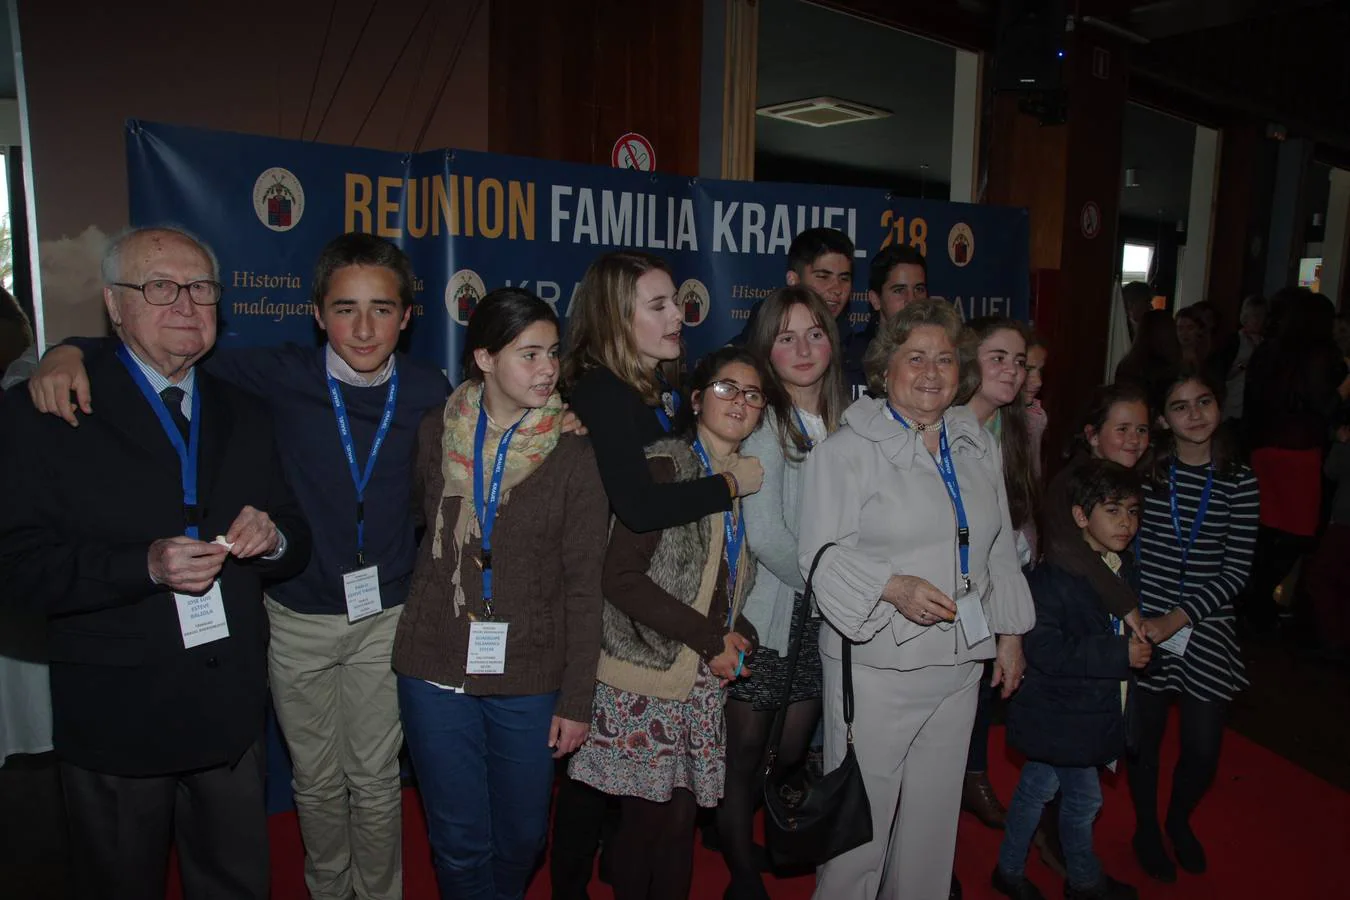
[798,399,1034,668]
[799,397,1035,900]
[739,409,810,653]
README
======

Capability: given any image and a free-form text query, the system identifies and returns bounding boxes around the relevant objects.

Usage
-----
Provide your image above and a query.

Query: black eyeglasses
[707,380,767,408]
[113,279,223,307]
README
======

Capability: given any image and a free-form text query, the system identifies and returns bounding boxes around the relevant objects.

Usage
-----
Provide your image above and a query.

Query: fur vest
[596,437,754,701]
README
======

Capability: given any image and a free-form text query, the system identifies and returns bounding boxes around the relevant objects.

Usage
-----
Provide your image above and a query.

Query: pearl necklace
[893,411,942,433]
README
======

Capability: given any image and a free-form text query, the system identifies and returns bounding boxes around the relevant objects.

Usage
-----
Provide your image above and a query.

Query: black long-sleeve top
[568,366,732,533]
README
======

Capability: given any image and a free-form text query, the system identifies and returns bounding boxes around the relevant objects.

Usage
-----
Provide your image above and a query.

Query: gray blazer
[740,409,809,653]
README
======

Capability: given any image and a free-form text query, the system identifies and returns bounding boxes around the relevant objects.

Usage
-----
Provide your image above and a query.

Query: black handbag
[761,542,873,867]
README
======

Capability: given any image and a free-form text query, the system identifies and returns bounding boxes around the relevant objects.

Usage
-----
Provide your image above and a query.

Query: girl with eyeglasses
[719,286,847,899]
[568,347,768,900]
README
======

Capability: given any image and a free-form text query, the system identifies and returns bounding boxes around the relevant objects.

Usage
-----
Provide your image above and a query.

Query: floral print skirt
[568,664,727,808]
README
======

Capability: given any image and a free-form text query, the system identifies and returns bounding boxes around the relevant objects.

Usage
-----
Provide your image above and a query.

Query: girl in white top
[720,287,848,898]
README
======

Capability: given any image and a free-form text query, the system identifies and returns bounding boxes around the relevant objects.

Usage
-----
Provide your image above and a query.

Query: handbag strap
[764,542,853,774]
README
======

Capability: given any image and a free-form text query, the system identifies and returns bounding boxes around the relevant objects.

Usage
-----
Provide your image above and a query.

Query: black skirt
[727,593,824,711]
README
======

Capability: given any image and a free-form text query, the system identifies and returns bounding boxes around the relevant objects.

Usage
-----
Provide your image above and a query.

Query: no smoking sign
[612,132,655,171]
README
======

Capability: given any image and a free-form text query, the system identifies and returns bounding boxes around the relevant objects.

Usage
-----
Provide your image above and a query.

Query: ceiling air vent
[756,97,892,128]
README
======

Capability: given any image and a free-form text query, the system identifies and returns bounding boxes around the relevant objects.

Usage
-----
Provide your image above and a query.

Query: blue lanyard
[692,438,745,626]
[888,405,971,589]
[1170,458,1214,595]
[473,405,525,617]
[793,407,815,449]
[118,346,203,539]
[326,366,400,565]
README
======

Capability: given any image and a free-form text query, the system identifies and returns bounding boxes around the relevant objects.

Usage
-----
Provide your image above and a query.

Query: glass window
[1121,242,1153,284]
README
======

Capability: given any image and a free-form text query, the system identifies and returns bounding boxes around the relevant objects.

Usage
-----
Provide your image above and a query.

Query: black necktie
[159,386,190,440]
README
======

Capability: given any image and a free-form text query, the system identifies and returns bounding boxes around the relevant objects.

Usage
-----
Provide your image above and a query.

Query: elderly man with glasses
[0,226,311,899]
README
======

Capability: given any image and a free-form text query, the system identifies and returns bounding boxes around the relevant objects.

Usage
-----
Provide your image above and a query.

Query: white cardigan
[739,409,810,653]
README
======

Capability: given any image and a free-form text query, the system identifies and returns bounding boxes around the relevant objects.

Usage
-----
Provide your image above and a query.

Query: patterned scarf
[431,380,564,616]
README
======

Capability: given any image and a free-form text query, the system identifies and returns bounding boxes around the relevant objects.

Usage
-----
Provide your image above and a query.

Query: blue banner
[127,120,1029,376]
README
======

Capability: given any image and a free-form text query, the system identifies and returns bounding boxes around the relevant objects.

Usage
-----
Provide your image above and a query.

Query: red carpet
[168,716,1347,898]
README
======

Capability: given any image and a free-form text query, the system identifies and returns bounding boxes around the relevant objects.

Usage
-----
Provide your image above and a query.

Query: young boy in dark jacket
[993,460,1153,900]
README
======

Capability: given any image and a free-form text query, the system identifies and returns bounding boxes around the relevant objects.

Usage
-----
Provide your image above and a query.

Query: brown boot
[961,771,1007,829]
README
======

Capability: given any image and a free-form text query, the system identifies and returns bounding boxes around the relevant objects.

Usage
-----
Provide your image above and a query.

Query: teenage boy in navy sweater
[993,460,1152,900]
[30,233,450,900]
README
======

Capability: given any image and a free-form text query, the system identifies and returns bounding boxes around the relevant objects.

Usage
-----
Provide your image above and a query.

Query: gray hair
[101,225,220,285]
[863,298,964,396]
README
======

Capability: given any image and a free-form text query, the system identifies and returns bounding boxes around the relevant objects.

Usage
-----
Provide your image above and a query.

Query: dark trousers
[1126,689,1227,833]
[398,677,558,900]
[1308,523,1350,650]
[60,740,268,900]
[965,660,996,772]
[1242,525,1314,628]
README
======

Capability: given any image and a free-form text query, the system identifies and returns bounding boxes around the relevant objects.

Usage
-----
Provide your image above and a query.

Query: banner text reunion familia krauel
[127,120,1030,377]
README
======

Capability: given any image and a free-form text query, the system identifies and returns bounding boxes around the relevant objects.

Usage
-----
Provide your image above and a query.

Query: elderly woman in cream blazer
[798,299,1035,900]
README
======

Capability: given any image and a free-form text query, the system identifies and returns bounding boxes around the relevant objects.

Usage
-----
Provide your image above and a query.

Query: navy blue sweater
[209,345,449,613]
[69,339,450,614]
[1007,560,1135,768]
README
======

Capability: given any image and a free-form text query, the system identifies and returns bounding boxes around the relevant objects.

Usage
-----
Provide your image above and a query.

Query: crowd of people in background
[0,222,1346,900]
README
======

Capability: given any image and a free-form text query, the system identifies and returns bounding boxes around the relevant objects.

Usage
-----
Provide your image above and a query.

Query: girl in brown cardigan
[392,288,610,900]
[568,347,768,900]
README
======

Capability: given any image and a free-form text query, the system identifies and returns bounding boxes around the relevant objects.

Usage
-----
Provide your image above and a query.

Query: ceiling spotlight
[1124,168,1140,188]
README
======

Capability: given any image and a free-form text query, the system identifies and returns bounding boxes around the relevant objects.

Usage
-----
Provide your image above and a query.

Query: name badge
[175,581,229,648]
[1159,624,1192,657]
[466,620,510,675]
[955,583,992,649]
[342,565,383,623]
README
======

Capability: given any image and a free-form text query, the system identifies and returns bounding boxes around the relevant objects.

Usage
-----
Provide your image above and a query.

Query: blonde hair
[863,298,963,396]
[563,250,677,404]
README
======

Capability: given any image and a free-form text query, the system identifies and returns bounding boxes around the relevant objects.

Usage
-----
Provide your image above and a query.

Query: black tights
[1127,689,1228,834]
[717,697,822,882]
[610,789,698,900]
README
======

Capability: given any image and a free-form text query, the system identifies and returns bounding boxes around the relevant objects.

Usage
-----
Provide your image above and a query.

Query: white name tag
[466,621,510,674]
[1159,625,1192,657]
[342,565,383,623]
[956,586,992,649]
[175,581,229,648]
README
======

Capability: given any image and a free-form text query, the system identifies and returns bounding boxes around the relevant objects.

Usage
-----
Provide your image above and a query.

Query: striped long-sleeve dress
[1136,458,1260,702]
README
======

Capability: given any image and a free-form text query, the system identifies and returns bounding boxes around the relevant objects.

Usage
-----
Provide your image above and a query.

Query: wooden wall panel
[1050,30,1130,460]
[489,0,703,175]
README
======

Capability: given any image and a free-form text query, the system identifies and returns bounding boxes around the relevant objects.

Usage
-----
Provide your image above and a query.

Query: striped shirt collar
[122,344,196,417]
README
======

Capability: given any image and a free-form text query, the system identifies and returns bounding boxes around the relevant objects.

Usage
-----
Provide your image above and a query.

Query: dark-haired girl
[393,288,610,899]
[568,347,766,900]
[1128,369,1258,883]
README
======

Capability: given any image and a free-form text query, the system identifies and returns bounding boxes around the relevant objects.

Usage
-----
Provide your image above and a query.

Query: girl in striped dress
[1129,368,1259,883]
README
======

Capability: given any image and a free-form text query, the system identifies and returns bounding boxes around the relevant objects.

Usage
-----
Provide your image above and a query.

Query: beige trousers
[813,657,980,900]
[266,598,404,900]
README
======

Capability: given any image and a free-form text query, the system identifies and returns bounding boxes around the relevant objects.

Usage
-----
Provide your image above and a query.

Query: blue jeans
[398,677,558,900]
[998,761,1103,890]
